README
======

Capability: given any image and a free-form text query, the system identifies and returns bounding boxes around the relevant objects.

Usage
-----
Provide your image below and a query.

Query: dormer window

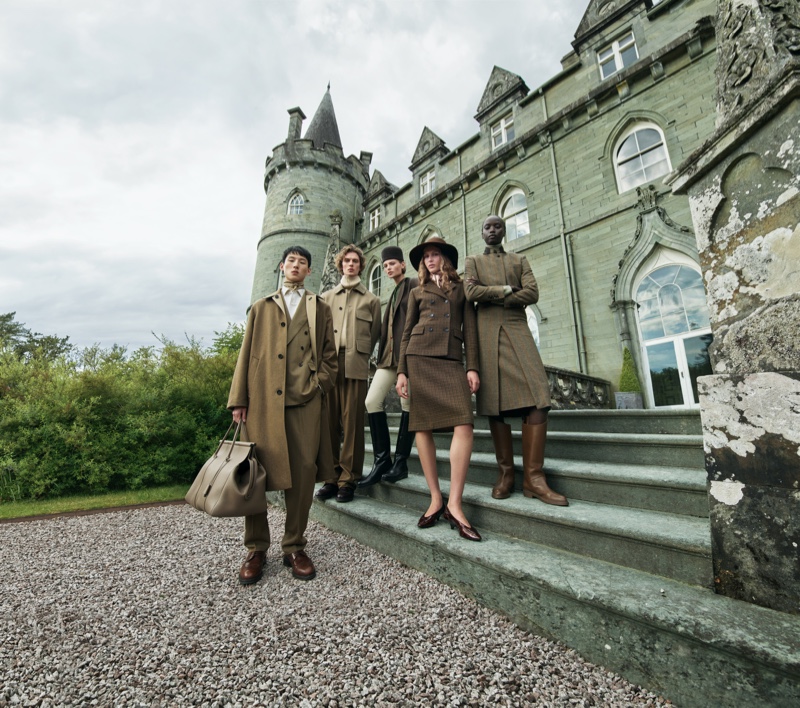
[598,31,638,80]
[288,193,304,215]
[491,114,515,150]
[369,207,381,231]
[419,169,435,197]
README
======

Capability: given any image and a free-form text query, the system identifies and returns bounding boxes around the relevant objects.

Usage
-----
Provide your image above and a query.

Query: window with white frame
[598,31,638,80]
[369,263,382,297]
[419,169,435,197]
[369,207,381,231]
[491,114,515,150]
[614,123,671,193]
[287,193,304,215]
[500,189,530,241]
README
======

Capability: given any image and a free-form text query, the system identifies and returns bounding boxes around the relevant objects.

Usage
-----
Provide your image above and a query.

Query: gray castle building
[250,0,719,410]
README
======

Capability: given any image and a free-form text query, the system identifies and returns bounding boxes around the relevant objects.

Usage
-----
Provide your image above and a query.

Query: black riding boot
[358,412,393,487]
[383,411,414,483]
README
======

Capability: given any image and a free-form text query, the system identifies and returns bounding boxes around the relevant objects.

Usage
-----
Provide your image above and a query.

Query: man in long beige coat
[316,245,381,503]
[464,216,568,506]
[228,245,338,585]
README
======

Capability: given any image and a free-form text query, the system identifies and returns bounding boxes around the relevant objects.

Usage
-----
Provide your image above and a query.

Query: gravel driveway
[1,505,670,707]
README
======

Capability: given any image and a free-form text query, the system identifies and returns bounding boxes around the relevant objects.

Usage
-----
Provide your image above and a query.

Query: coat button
[444,327,449,332]
[444,300,448,304]
[428,327,434,331]
[281,322,286,327]
[277,390,283,395]
[444,313,450,318]
[334,329,338,333]
[429,313,434,318]
[278,354,284,359]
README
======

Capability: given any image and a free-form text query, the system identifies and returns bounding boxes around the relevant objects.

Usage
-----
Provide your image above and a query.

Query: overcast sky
[1,0,588,352]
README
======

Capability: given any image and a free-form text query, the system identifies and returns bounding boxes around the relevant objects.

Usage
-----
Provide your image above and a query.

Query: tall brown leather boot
[489,419,515,499]
[521,421,568,506]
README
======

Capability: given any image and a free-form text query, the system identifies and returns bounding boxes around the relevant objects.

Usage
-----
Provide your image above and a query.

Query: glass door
[636,264,713,408]
[645,333,713,407]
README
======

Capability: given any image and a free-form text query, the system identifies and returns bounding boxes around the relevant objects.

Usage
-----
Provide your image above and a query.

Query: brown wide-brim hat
[409,236,459,271]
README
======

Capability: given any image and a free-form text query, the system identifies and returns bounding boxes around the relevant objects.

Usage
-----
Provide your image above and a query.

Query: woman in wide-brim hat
[395,236,483,541]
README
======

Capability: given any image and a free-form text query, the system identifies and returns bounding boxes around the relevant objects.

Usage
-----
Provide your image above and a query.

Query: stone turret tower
[249,87,372,301]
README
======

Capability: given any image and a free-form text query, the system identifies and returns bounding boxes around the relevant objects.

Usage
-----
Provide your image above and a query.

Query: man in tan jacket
[228,245,338,585]
[316,245,381,503]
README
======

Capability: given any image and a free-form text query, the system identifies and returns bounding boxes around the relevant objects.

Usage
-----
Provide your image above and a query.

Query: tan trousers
[365,366,410,413]
[326,349,367,486]
[244,393,321,554]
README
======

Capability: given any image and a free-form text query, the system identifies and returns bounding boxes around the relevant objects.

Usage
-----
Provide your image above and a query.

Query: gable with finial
[366,169,397,203]
[475,66,529,123]
[409,127,448,172]
[573,0,639,49]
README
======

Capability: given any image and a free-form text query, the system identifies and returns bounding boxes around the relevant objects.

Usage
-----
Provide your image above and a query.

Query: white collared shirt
[282,286,305,319]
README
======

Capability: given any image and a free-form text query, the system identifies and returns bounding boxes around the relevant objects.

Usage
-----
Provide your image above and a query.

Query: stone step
[378,420,705,469]
[366,441,709,518]
[546,408,703,435]
[461,428,705,468]
[297,491,800,708]
[387,408,703,435]
[356,474,712,586]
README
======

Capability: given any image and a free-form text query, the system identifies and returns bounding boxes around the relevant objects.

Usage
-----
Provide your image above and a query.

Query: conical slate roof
[304,85,342,149]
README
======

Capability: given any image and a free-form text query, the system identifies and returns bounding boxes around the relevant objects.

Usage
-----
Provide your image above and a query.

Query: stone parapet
[545,366,611,410]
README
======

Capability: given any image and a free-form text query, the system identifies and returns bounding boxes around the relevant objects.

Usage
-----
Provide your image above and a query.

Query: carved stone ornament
[636,185,658,211]
[717,0,800,121]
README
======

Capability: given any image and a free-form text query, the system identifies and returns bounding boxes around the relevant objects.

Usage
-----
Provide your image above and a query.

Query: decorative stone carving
[319,214,343,294]
[716,0,800,123]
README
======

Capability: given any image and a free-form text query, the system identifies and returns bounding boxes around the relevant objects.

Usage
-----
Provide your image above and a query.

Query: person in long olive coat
[228,245,338,586]
[464,215,568,506]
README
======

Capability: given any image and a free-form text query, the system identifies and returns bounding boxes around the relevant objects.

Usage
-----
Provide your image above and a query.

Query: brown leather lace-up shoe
[315,483,338,500]
[283,550,316,580]
[238,550,266,586]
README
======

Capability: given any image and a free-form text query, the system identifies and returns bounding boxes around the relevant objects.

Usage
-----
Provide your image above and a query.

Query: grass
[0,485,188,520]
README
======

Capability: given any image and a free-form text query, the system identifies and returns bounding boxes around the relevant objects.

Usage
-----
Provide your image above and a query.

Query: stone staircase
[301,409,800,707]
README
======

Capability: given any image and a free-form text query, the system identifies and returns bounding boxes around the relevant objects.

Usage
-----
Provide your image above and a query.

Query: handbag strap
[216,420,245,462]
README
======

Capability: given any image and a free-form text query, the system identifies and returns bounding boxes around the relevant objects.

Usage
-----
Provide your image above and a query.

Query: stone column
[668,0,799,613]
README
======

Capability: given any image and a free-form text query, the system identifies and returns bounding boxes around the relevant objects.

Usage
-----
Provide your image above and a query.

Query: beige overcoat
[464,249,551,416]
[227,291,338,490]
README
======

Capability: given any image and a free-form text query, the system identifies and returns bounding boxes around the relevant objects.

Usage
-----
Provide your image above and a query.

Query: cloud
[1,0,588,350]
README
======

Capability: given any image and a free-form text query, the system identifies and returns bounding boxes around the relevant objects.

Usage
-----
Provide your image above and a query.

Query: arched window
[614,124,671,193]
[369,263,382,297]
[500,189,529,241]
[288,193,304,215]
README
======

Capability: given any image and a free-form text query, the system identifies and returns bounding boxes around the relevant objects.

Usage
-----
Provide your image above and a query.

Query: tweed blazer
[322,281,381,380]
[464,249,551,415]
[377,276,419,369]
[397,280,479,376]
[227,291,338,490]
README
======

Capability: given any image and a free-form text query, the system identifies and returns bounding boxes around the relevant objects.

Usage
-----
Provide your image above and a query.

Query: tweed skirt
[406,355,474,432]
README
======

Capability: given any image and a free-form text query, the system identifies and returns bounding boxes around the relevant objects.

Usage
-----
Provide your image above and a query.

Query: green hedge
[0,323,243,502]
